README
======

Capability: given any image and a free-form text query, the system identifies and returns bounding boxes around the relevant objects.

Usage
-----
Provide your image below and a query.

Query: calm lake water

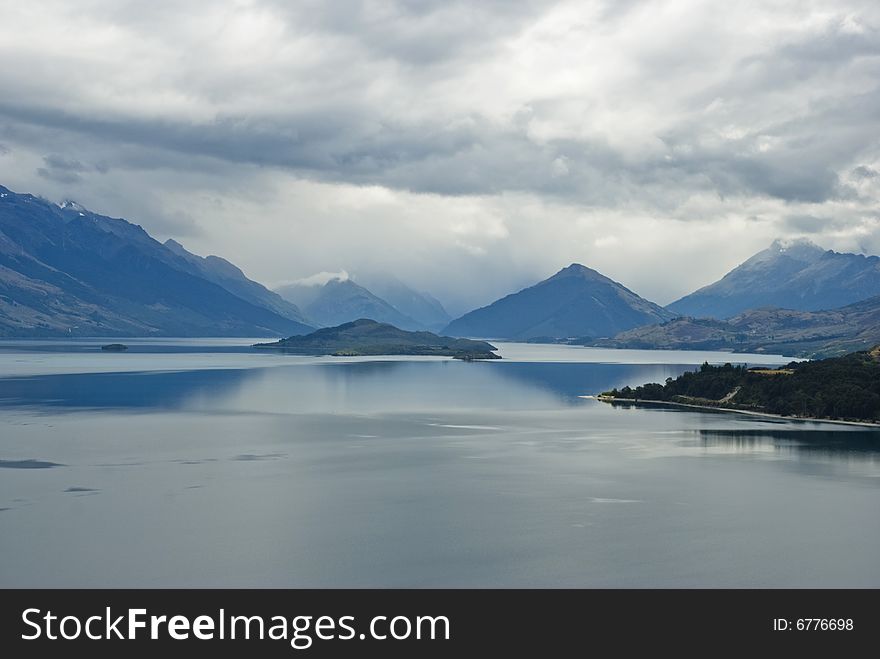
[0,340,877,587]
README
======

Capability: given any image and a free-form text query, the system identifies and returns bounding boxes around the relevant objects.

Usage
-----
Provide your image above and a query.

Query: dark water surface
[0,341,876,587]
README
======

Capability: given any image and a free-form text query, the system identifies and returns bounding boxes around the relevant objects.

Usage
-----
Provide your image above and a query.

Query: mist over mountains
[2,0,878,328]
[275,274,450,332]
[4,181,880,352]
[276,277,421,331]
[439,238,880,352]
[354,273,451,332]
[163,238,311,326]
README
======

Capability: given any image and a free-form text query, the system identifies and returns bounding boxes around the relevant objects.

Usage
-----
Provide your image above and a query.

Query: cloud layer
[0,0,878,312]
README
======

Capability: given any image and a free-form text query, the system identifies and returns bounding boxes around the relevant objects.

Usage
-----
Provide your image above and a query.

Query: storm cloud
[0,0,878,311]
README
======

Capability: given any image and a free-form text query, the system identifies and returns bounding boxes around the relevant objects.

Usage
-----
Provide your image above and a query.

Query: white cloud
[0,0,878,313]
[285,270,350,287]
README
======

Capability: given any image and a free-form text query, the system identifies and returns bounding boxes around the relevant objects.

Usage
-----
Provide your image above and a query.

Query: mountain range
[594,237,880,357]
[0,184,313,337]
[667,238,880,318]
[275,276,448,332]
[5,180,880,350]
[163,238,311,326]
[599,295,880,358]
[443,263,676,340]
[354,273,451,332]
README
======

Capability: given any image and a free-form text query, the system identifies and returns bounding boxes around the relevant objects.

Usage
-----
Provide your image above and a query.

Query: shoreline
[583,395,880,429]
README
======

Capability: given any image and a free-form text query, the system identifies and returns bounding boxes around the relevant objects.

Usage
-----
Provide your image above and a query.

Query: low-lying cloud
[0,0,878,311]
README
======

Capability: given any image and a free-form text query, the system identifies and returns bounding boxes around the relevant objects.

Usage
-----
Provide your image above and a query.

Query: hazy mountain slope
[163,239,312,325]
[0,184,313,337]
[599,295,880,358]
[276,277,423,330]
[667,239,880,318]
[443,264,676,340]
[355,273,451,331]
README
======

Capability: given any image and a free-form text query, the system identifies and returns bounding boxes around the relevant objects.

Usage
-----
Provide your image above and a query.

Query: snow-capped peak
[767,237,824,261]
[59,199,87,212]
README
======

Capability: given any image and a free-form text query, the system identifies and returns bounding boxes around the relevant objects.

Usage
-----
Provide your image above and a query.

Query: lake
[0,340,877,587]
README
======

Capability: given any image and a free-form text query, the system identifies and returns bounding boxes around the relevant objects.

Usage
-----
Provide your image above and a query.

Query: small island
[599,346,880,425]
[101,343,129,352]
[254,318,501,360]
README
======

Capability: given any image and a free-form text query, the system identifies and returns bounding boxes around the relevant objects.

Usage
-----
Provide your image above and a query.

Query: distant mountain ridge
[163,238,311,326]
[354,273,451,331]
[0,184,313,337]
[443,263,676,340]
[276,276,431,331]
[599,294,880,358]
[667,238,880,318]
[10,180,879,346]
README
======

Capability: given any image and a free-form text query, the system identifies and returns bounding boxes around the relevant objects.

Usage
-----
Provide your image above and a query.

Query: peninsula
[254,319,501,359]
[600,346,880,425]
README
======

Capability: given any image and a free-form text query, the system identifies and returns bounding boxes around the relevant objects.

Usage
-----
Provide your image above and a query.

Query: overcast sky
[1,0,878,314]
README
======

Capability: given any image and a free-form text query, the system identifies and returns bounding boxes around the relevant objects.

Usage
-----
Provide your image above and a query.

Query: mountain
[255,318,500,359]
[163,239,311,326]
[599,294,880,358]
[275,277,423,330]
[0,184,313,337]
[354,273,451,331]
[442,263,676,340]
[667,238,880,318]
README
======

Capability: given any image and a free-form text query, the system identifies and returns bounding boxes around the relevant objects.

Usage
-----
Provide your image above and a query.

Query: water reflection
[0,337,272,354]
[2,360,877,464]
[0,360,697,412]
[488,361,687,400]
[0,368,259,410]
[699,428,880,456]
[1,349,878,588]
